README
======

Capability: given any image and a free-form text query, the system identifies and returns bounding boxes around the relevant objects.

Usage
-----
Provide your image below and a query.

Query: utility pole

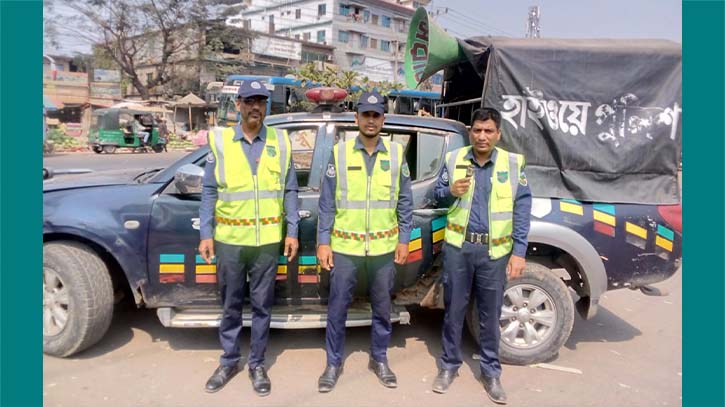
[526,6,541,38]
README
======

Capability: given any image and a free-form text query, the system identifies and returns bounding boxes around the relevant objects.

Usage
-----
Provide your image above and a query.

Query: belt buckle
[471,232,486,244]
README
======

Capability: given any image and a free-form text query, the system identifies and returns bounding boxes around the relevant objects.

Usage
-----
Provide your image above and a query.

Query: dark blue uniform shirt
[318,136,413,246]
[200,124,300,240]
[433,148,532,257]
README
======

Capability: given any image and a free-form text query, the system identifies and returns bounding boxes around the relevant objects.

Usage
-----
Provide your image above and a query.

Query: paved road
[43,150,191,172]
[43,270,681,407]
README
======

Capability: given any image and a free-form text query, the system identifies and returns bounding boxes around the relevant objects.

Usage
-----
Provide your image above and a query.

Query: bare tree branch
[51,0,214,99]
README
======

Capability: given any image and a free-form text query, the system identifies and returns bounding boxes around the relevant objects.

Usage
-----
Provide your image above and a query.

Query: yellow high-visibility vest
[444,146,524,259]
[331,138,403,256]
[208,126,291,246]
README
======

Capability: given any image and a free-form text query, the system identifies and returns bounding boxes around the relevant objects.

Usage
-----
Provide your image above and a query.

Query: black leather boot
[368,358,397,388]
[318,364,343,393]
[481,375,507,404]
[204,364,240,393]
[248,366,271,396]
[432,369,458,394]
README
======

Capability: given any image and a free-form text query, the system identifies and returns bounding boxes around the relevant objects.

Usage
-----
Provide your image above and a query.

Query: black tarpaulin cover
[455,37,681,204]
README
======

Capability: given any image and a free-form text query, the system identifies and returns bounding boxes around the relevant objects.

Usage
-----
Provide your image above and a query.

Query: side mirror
[174,164,204,194]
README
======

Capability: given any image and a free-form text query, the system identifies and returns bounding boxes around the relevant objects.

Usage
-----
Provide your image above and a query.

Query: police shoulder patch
[519,171,528,186]
[441,169,449,183]
[326,163,336,178]
[402,163,410,178]
[206,152,215,163]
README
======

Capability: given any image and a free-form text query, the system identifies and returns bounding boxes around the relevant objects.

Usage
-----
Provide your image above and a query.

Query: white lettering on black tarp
[500,89,681,148]
[594,94,681,148]
[501,87,591,137]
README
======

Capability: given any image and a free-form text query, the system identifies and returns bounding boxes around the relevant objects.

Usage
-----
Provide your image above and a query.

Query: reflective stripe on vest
[331,139,402,256]
[208,125,290,246]
[443,146,523,259]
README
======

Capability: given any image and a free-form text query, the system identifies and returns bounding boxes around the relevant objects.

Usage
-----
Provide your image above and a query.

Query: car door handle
[298,210,312,219]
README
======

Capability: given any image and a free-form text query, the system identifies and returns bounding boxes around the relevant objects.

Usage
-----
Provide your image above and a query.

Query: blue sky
[430,0,682,43]
[46,0,683,55]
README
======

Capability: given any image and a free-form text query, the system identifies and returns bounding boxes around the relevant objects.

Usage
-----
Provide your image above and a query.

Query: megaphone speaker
[404,7,465,88]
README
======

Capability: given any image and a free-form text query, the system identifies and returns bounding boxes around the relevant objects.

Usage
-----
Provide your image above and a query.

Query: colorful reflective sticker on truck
[407,227,423,263]
[195,255,217,283]
[655,224,675,259]
[625,222,648,249]
[298,256,319,284]
[159,254,185,283]
[277,255,289,281]
[559,199,584,216]
[592,203,616,237]
[431,216,447,254]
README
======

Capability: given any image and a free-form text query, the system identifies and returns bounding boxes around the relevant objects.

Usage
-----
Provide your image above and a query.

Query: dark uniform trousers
[215,241,280,369]
[439,242,510,378]
[325,252,395,367]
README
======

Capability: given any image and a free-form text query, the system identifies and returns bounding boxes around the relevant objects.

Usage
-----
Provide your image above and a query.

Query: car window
[416,132,445,180]
[220,96,239,124]
[287,128,316,171]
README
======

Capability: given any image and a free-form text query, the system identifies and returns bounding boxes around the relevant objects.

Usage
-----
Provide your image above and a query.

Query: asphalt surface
[44,150,190,172]
[43,152,682,407]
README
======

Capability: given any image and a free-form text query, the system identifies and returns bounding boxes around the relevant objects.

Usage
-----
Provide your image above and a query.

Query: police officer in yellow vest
[199,80,299,397]
[431,108,531,404]
[316,91,413,392]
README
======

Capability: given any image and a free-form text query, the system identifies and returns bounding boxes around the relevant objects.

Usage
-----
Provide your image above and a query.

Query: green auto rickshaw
[88,108,167,154]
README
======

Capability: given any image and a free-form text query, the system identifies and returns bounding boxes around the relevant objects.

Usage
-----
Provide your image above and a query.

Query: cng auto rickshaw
[88,108,167,153]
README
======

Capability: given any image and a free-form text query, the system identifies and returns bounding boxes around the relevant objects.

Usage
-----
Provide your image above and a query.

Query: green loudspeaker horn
[404,7,465,89]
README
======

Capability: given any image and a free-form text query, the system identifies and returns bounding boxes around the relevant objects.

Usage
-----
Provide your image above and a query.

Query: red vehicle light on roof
[305,87,347,104]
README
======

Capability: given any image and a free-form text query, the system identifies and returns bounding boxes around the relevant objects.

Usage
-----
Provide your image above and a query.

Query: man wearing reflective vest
[431,108,532,404]
[316,91,413,392]
[199,80,300,397]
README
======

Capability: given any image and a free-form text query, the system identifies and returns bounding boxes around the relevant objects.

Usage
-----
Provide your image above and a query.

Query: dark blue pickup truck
[43,112,682,364]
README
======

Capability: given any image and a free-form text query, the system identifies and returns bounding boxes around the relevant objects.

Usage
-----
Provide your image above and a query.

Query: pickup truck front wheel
[466,262,574,365]
[43,242,114,357]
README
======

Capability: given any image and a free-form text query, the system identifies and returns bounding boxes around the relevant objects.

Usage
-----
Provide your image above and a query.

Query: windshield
[95,110,121,130]
[217,93,240,127]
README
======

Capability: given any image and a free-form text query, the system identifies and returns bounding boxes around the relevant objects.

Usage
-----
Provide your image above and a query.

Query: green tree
[52,0,214,99]
[199,21,256,87]
[43,0,59,51]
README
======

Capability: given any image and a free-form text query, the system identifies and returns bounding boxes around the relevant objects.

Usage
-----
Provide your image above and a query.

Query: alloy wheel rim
[499,283,557,349]
[43,268,70,336]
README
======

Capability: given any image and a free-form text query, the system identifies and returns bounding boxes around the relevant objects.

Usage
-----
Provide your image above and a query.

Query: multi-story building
[227,0,430,84]
[123,24,334,100]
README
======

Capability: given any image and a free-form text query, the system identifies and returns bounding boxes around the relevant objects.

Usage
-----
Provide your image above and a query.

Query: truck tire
[43,242,114,357]
[102,145,116,154]
[466,261,574,365]
[92,145,103,154]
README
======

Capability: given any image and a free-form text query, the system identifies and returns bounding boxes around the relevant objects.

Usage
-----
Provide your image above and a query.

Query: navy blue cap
[356,91,385,114]
[237,80,270,99]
